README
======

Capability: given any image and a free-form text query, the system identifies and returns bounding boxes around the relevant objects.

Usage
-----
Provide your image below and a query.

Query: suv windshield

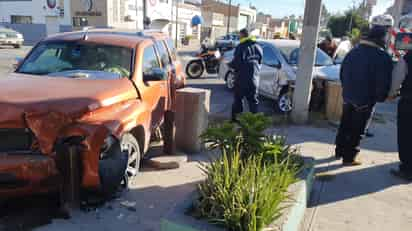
[18,42,133,78]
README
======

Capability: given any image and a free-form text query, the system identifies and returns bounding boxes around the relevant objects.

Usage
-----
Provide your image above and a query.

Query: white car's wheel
[225,72,235,90]
[276,91,293,113]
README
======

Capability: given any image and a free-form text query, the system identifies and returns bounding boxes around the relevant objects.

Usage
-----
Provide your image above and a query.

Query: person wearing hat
[228,28,263,121]
[335,14,394,166]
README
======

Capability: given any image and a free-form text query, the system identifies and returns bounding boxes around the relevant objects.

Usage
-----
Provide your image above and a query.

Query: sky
[233,0,395,19]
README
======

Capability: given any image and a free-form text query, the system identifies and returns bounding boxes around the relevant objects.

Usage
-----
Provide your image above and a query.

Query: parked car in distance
[0,27,24,48]
[219,39,340,113]
[215,34,240,51]
[0,29,184,198]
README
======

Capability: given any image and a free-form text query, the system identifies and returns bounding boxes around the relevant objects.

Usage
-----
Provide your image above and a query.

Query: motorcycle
[185,45,221,79]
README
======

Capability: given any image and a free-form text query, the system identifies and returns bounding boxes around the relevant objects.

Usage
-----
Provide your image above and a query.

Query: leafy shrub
[192,113,301,231]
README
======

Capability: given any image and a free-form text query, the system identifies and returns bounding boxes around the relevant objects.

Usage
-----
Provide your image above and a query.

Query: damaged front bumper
[0,154,61,198]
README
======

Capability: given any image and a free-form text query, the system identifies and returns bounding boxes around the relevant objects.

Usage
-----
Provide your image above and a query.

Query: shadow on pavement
[309,162,409,208]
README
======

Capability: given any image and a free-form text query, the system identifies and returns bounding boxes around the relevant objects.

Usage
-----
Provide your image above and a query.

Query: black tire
[98,139,128,198]
[186,60,204,79]
[120,133,141,187]
[275,87,293,114]
[13,44,21,49]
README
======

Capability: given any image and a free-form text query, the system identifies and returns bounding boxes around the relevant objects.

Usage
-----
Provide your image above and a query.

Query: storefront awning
[191,15,204,27]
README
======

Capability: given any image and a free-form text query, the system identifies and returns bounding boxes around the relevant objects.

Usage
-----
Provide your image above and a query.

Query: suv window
[142,45,161,80]
[155,40,171,68]
[166,39,177,61]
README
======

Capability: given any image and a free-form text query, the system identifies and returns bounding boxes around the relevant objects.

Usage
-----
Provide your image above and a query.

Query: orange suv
[0,29,184,197]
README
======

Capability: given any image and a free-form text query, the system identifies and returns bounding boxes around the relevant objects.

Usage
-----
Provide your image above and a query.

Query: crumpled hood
[0,73,137,118]
[290,64,341,82]
[0,73,138,153]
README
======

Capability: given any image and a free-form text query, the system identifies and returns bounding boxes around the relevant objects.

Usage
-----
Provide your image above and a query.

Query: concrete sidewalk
[269,101,412,231]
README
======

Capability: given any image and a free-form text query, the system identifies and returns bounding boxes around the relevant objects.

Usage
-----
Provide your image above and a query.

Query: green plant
[201,113,272,159]
[192,113,301,231]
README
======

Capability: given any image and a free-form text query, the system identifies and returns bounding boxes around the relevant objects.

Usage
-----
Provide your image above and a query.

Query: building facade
[0,0,201,45]
[238,6,256,31]
[201,0,238,41]
[0,0,72,44]
[170,1,202,44]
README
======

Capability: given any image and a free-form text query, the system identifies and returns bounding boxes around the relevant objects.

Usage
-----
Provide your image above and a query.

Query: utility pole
[175,0,179,47]
[143,0,147,22]
[291,0,322,124]
[227,0,232,34]
[348,0,356,34]
[136,0,139,30]
[394,0,405,27]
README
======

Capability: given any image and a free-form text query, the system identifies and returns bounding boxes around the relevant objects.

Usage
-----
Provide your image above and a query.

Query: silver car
[0,27,24,48]
[219,39,340,112]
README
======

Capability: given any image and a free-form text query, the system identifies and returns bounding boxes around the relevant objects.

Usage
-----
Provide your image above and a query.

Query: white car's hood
[290,64,340,81]
[313,64,340,81]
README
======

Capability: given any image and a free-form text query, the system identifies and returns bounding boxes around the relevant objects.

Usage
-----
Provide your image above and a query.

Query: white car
[0,27,24,48]
[219,39,341,112]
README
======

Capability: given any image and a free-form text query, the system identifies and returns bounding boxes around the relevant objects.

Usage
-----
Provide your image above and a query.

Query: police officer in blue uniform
[228,28,263,121]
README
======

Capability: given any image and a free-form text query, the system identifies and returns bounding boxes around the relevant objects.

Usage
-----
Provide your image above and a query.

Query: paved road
[0,46,31,75]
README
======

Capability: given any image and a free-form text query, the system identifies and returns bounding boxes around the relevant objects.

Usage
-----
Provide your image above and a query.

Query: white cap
[371,14,394,27]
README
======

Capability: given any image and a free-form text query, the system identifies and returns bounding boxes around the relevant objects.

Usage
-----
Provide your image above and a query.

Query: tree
[327,7,369,38]
[320,4,331,28]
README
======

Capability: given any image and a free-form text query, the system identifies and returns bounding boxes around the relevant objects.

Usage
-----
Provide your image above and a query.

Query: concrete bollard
[325,81,344,123]
[175,88,211,153]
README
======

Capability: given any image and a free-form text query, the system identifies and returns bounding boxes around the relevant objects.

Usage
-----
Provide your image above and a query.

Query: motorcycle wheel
[186,60,204,79]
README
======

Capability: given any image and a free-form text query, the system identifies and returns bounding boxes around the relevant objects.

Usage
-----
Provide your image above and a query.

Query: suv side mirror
[143,67,168,81]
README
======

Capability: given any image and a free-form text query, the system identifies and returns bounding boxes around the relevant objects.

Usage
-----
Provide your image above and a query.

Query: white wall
[0,0,71,26]
[171,3,201,39]
[147,0,172,22]
[238,6,256,30]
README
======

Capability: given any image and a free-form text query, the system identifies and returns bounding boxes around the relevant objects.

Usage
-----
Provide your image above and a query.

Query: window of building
[11,15,32,24]
[72,17,88,27]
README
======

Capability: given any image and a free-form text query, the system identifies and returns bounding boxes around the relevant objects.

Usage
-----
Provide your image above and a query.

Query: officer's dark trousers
[232,86,259,121]
[397,98,412,174]
[335,103,374,162]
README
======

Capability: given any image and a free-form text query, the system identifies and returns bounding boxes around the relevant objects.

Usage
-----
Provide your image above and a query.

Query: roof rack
[81,26,95,40]
[136,29,164,36]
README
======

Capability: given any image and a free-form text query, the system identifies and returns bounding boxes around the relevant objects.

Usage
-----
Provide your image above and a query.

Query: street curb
[161,157,315,231]
[267,157,315,231]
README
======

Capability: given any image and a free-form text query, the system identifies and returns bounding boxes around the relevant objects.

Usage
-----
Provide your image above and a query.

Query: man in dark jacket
[389,43,412,180]
[228,28,263,121]
[335,17,393,166]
